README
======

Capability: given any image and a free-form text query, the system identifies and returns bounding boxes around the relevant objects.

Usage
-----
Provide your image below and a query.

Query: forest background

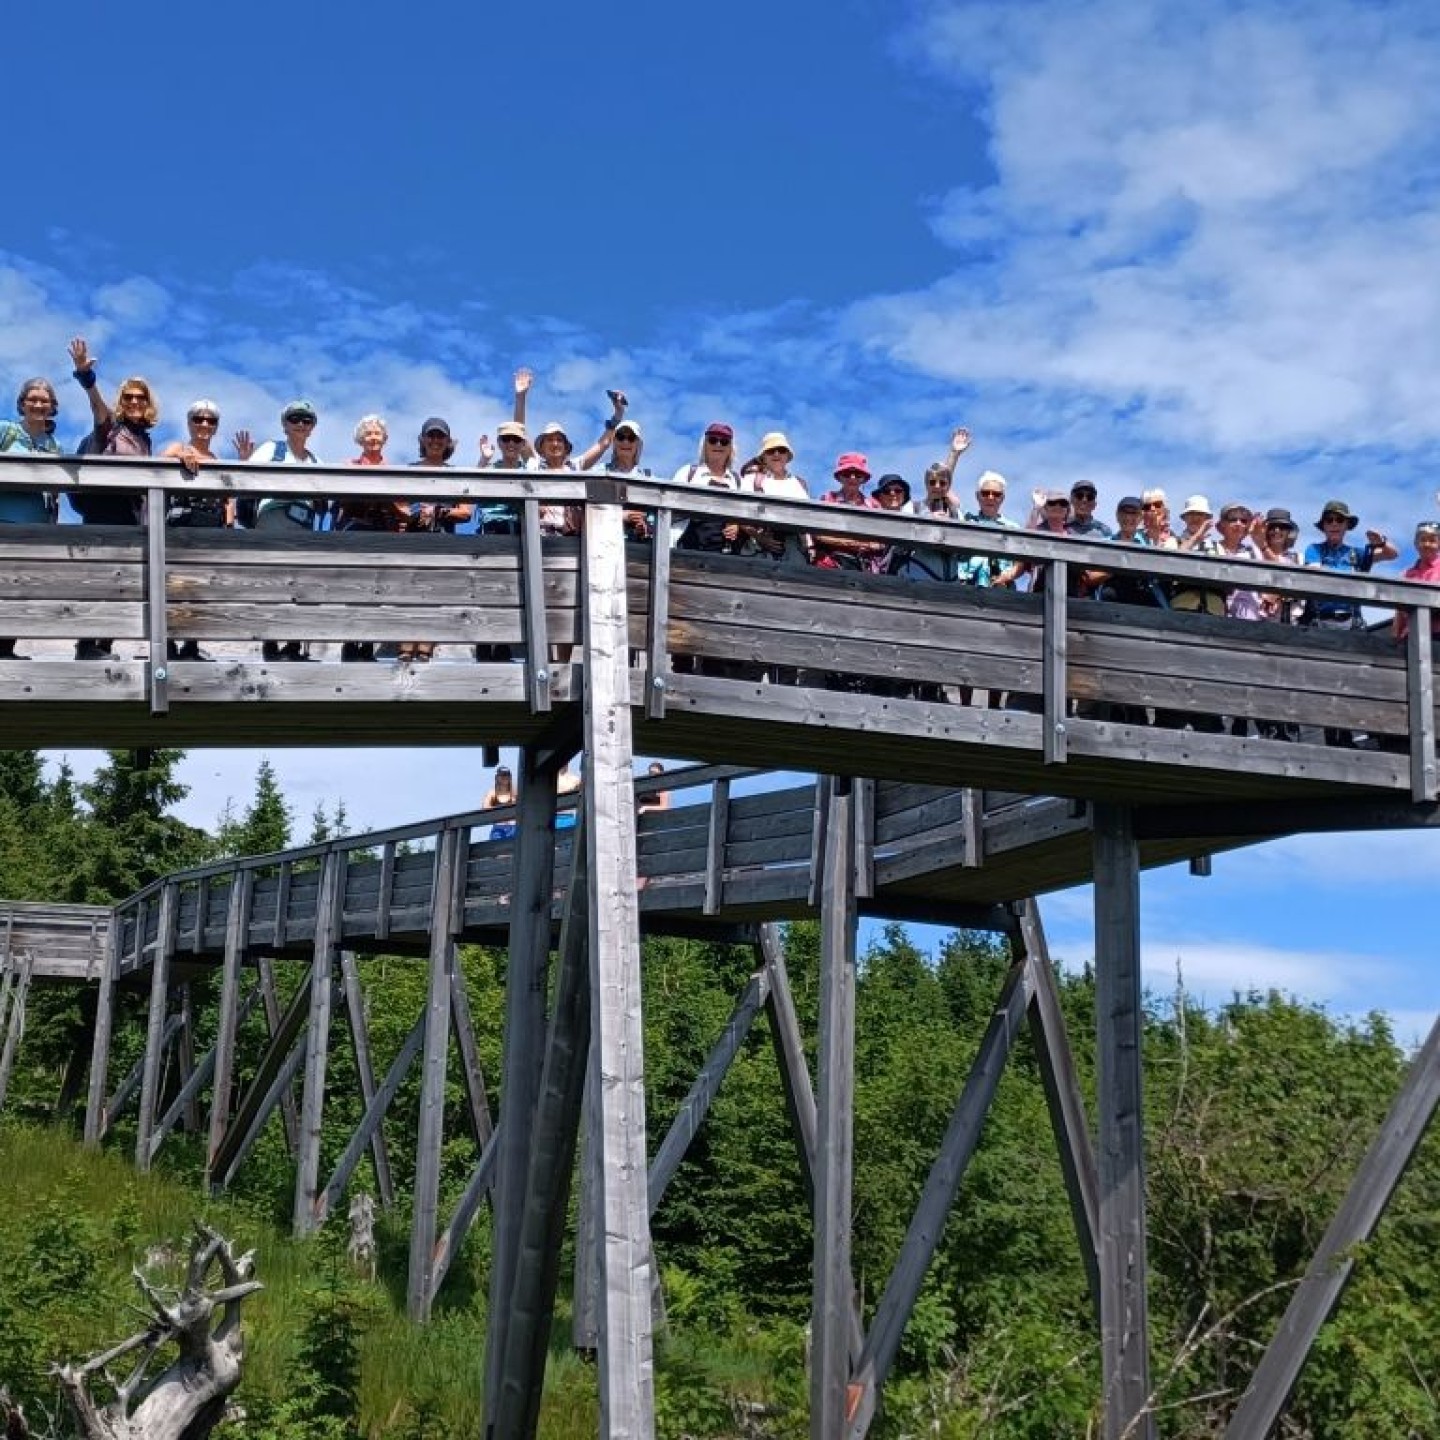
[0,750,1437,1438]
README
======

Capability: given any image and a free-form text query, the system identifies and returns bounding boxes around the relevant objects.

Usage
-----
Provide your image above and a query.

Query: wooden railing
[2,455,1438,800]
[104,767,1049,974]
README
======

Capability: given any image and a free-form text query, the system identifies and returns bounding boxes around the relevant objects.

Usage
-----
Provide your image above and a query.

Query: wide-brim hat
[1180,493,1213,518]
[1263,507,1298,531]
[1316,499,1358,530]
[834,451,871,480]
[613,419,643,441]
[758,430,792,458]
[282,398,318,422]
[537,422,572,453]
[874,472,910,501]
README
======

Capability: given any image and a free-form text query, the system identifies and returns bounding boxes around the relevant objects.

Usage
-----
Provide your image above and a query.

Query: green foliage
[214,757,294,858]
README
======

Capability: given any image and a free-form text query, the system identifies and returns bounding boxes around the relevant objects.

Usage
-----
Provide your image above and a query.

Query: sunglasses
[285,414,316,425]
[1142,502,1164,510]
[977,490,1002,499]
[1072,490,1097,500]
[121,391,148,403]
[190,414,218,425]
[499,435,523,443]
[837,470,867,480]
[615,430,638,441]
[705,435,731,445]
[927,478,951,489]
[763,446,788,457]
[1045,500,1070,508]
[423,430,449,440]
[1322,514,1348,523]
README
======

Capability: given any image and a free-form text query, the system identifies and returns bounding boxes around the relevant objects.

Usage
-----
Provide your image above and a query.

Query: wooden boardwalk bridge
[2,453,1440,1440]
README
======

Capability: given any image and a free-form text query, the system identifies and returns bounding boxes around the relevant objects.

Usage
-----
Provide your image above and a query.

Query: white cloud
[863,0,1440,502]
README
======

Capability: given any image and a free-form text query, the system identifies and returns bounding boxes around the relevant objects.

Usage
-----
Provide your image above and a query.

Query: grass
[0,1119,790,1438]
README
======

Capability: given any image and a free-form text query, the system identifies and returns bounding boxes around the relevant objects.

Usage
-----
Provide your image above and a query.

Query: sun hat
[704,422,734,441]
[496,421,526,441]
[537,422,572,452]
[1219,501,1252,522]
[420,416,452,438]
[613,419,643,440]
[1043,489,1071,505]
[1181,494,1213,517]
[1316,499,1358,530]
[758,431,792,457]
[1263,507,1297,531]
[1117,495,1143,511]
[282,398,317,422]
[834,451,871,479]
[187,398,220,420]
[874,473,910,500]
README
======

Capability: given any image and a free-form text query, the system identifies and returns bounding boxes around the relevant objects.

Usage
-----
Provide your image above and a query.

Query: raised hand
[69,336,96,373]
[514,367,534,396]
[233,429,254,460]
[478,433,495,463]
[950,426,971,455]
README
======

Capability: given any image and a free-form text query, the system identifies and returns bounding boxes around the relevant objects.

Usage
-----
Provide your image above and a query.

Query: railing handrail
[2,453,1433,615]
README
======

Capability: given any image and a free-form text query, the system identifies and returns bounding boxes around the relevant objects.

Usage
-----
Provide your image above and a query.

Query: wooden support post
[1092,803,1154,1440]
[408,827,461,1321]
[959,789,983,868]
[1042,564,1069,764]
[150,988,263,1165]
[257,955,301,1152]
[0,952,33,1113]
[428,1127,501,1304]
[580,496,655,1439]
[1225,1013,1440,1440]
[490,820,592,1440]
[648,968,769,1213]
[208,871,251,1186]
[176,983,201,1134]
[272,862,293,949]
[572,1064,601,1353]
[449,957,494,1151]
[760,923,819,1197]
[852,778,875,901]
[106,1013,184,1132]
[293,852,342,1237]
[317,1011,425,1223]
[644,506,673,720]
[1015,901,1101,1312]
[145,486,170,715]
[83,916,122,1147]
[135,884,179,1172]
[483,745,561,1434]
[847,953,1035,1440]
[210,965,321,1189]
[1405,618,1437,802]
[340,950,396,1209]
[812,777,858,1440]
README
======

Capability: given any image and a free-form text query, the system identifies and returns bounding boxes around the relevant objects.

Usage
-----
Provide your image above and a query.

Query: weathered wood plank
[135,885,179,1171]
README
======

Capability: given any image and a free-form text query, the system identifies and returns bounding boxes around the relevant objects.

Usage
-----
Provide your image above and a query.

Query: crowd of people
[1,341,1438,687]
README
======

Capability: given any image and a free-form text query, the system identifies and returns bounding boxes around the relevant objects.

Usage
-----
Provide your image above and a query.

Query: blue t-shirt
[0,421,58,523]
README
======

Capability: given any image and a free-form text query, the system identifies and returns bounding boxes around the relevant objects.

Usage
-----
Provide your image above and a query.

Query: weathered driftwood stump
[55,1225,261,1440]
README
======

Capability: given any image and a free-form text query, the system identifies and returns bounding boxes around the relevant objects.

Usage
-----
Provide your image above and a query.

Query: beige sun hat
[758,431,792,458]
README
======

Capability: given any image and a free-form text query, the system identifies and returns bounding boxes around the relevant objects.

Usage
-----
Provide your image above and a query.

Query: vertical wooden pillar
[1092,803,1155,1440]
[812,777,858,1440]
[208,870,250,1184]
[483,744,560,1434]
[84,913,122,1147]
[579,495,655,1438]
[293,852,342,1237]
[408,827,461,1321]
[0,953,33,1113]
[135,884,179,1171]
[492,822,592,1440]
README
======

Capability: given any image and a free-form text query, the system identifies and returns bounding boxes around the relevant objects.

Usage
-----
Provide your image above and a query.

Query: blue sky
[8,0,1440,1043]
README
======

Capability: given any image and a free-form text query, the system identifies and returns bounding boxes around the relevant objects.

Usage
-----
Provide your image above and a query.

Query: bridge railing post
[1404,611,1437,802]
[145,486,170,715]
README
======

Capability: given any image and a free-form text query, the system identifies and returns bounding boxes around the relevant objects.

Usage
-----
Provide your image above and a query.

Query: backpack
[676,465,736,553]
[71,426,142,523]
